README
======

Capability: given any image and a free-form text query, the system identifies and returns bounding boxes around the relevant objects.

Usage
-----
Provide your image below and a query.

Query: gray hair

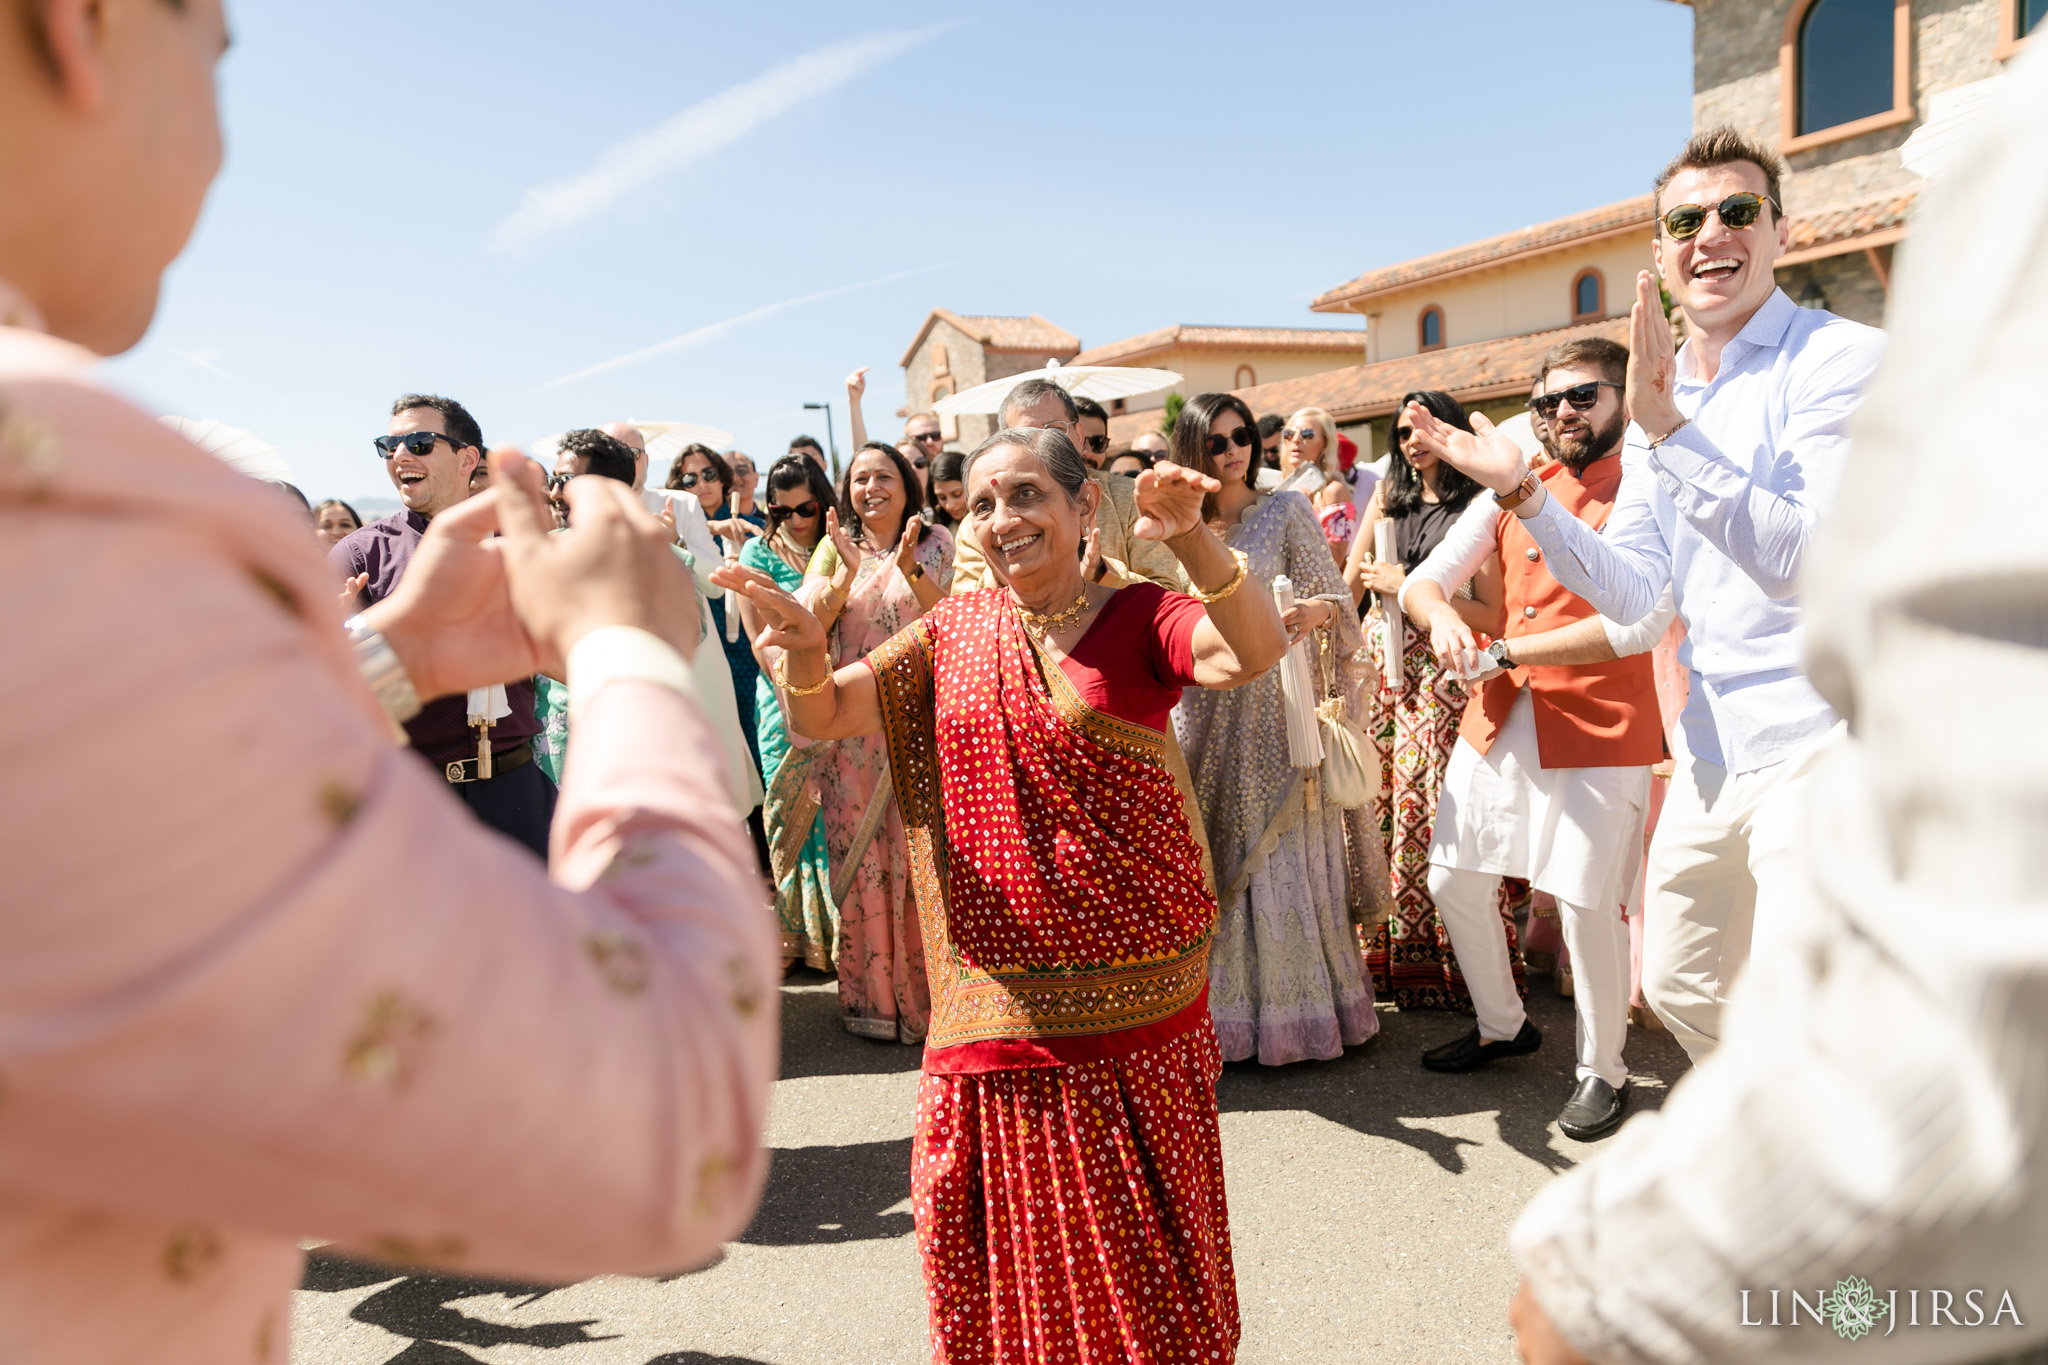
[999,378,1079,428]
[963,427,1092,503]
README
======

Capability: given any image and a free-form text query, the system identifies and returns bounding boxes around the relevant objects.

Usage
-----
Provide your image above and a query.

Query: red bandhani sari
[867,586,1240,1365]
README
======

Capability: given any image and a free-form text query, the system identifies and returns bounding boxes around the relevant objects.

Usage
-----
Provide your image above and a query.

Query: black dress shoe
[1558,1076,1629,1140]
[1420,1019,1542,1073]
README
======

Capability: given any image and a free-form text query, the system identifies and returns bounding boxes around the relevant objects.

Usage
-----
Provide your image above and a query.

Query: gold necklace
[1015,589,1091,636]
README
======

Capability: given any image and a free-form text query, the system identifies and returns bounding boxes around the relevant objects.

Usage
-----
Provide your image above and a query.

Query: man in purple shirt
[330,393,552,855]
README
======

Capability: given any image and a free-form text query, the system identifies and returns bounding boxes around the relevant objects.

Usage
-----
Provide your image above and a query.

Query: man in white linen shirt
[1402,336,1677,1142]
[1507,54,2048,1365]
[1403,127,1885,1062]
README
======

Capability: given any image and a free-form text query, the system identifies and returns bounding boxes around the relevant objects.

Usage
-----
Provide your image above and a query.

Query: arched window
[929,377,955,407]
[1234,364,1258,390]
[1571,269,1605,323]
[1418,306,1445,352]
[1780,0,1911,151]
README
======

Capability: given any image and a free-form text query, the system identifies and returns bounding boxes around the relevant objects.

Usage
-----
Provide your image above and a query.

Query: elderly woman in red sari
[717,427,1287,1365]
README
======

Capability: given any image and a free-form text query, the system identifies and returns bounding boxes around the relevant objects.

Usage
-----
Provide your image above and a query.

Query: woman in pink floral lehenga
[788,442,953,1041]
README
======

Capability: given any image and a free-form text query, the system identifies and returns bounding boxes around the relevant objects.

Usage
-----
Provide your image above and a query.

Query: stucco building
[1069,325,1365,416]
[898,309,1079,447]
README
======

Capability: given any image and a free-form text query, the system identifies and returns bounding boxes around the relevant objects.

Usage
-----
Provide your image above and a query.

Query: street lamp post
[802,401,840,481]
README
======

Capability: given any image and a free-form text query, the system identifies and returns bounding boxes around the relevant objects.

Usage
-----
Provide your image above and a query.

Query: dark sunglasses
[670,471,718,490]
[546,472,570,492]
[373,431,466,459]
[1203,426,1255,458]
[909,456,929,470]
[768,499,821,523]
[909,431,944,445]
[1082,434,1110,455]
[1528,380,1621,418]
[1661,191,1778,241]
[1394,426,1415,444]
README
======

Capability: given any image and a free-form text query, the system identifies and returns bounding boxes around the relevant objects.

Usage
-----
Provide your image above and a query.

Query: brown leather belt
[444,739,534,785]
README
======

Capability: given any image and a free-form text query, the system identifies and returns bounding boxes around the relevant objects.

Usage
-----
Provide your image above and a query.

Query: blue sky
[104,0,1696,506]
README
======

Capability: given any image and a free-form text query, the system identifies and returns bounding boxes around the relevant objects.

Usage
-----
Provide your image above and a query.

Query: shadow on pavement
[300,1252,609,1364]
[1218,978,1691,1175]
[774,972,926,1081]
[740,1137,915,1245]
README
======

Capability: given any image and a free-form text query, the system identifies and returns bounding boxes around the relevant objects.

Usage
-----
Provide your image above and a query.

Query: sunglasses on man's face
[1528,380,1621,419]
[547,472,571,492]
[1083,434,1109,455]
[909,432,943,445]
[373,431,464,459]
[1660,191,1777,241]
[769,499,821,523]
[1203,426,1254,458]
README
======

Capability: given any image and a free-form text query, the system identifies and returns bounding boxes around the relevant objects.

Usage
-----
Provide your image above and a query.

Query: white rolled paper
[1272,576,1325,769]
[721,537,743,642]
[1372,520,1404,687]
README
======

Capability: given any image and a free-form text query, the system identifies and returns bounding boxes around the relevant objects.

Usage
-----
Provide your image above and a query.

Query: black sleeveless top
[1392,495,1475,572]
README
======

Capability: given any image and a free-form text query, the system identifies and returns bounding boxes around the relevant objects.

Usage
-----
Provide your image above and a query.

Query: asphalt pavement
[291,967,1691,1365]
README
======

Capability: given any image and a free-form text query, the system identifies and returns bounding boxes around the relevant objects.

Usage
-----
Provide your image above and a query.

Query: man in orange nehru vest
[1400,337,1675,1140]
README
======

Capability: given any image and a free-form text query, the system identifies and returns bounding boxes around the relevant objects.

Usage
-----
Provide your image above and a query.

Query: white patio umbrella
[932,358,1182,418]
[1492,412,1543,461]
[634,420,736,471]
[159,416,293,482]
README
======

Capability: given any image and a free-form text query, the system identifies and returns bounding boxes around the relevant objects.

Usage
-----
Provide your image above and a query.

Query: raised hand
[339,572,368,609]
[1131,460,1220,542]
[1625,269,1684,440]
[1079,523,1103,583]
[845,366,868,402]
[892,515,921,578]
[824,507,862,570]
[1403,401,1527,497]
[710,564,828,656]
[492,450,701,676]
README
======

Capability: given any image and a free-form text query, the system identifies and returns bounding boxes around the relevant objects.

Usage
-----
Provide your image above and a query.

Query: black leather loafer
[1558,1076,1629,1140]
[1420,1019,1542,1073]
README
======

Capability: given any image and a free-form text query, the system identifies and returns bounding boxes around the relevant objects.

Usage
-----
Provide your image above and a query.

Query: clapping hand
[892,515,922,579]
[710,564,828,656]
[1132,460,1220,541]
[1625,269,1684,441]
[1402,401,1528,498]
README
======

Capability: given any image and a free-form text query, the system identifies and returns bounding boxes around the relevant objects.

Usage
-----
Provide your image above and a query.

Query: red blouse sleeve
[1143,585,1208,690]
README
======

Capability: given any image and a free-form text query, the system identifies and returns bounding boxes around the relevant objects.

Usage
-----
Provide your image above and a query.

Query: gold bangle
[773,655,833,697]
[1186,548,1250,604]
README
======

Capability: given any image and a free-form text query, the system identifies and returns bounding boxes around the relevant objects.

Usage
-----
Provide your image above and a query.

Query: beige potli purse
[1315,614,1381,809]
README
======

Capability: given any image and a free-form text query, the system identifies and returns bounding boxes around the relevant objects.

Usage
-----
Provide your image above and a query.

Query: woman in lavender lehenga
[1171,393,1379,1066]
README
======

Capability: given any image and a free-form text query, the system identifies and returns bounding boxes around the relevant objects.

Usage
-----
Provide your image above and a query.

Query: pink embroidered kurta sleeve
[0,326,778,1364]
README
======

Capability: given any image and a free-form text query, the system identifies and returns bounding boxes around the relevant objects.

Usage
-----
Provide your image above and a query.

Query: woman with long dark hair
[1170,392,1378,1066]
[670,442,766,762]
[793,440,953,1040]
[1345,391,1516,1013]
[737,456,843,972]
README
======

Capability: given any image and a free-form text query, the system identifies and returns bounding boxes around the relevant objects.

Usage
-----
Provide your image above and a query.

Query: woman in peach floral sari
[794,441,952,1041]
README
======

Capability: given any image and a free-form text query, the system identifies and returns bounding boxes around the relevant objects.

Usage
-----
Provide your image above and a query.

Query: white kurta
[1428,688,1649,912]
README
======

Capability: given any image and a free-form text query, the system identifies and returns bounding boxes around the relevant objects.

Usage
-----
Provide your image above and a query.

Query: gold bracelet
[773,655,834,697]
[1186,548,1250,604]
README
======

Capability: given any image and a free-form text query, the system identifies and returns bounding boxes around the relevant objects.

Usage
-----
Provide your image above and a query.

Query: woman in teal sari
[737,456,840,970]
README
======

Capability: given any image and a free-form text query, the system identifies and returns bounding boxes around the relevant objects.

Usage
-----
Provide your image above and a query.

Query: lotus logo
[1820,1277,1886,1341]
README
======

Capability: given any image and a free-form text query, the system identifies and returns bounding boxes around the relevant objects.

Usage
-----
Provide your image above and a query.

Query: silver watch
[1486,638,1514,671]
[344,614,423,723]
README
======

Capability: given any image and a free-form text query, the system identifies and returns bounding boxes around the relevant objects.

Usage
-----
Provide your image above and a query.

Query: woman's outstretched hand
[1132,460,1220,541]
[711,564,828,656]
[1403,401,1528,498]
[892,515,922,578]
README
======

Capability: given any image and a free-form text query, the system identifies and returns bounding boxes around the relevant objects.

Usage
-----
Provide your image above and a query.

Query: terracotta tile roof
[1311,196,1657,312]
[1779,187,1919,264]
[1229,316,1631,425]
[1072,324,1365,368]
[898,309,1080,368]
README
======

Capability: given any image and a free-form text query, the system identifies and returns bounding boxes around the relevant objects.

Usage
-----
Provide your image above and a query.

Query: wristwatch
[1485,638,1514,671]
[344,614,423,724]
[907,560,925,581]
[1493,472,1541,511]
